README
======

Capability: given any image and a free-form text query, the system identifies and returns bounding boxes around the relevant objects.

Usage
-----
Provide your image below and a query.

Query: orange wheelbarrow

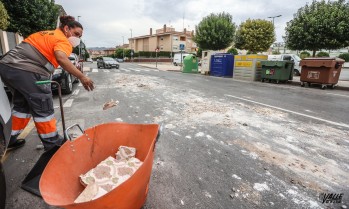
[40,122,161,209]
[21,80,162,209]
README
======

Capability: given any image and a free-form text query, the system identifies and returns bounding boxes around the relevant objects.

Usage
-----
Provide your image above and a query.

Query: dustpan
[40,123,160,209]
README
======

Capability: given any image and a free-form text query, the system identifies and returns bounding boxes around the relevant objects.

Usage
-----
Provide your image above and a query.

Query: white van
[268,54,302,76]
[173,53,191,66]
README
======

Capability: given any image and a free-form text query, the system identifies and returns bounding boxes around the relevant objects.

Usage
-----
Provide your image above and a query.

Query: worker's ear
[63,25,69,34]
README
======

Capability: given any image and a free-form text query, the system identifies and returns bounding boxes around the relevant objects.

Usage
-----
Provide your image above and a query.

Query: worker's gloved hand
[80,76,94,91]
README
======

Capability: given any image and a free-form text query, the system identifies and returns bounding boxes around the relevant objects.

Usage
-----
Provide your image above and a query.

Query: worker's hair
[59,15,83,30]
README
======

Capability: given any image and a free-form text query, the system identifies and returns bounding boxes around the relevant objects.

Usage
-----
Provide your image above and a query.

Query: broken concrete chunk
[103,99,119,110]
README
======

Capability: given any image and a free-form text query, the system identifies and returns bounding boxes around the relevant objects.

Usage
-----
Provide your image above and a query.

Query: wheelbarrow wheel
[62,74,73,94]
[321,84,327,90]
[261,78,265,82]
[301,82,305,87]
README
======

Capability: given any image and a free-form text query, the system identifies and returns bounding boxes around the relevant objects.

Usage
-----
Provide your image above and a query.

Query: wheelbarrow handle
[35,80,52,85]
[36,80,67,140]
[64,123,90,141]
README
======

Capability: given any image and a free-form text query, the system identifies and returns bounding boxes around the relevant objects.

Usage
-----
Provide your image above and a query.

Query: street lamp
[130,29,133,62]
[122,36,125,60]
[130,29,133,44]
[77,16,82,60]
[267,15,282,26]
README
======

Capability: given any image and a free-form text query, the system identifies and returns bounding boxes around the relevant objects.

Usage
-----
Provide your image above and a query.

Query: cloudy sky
[55,0,309,48]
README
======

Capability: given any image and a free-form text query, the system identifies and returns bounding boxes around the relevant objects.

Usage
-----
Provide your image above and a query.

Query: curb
[137,64,181,72]
[289,80,349,91]
[137,64,158,70]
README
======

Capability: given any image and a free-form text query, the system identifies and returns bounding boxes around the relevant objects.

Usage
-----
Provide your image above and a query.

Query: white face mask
[68,36,81,47]
[67,29,81,47]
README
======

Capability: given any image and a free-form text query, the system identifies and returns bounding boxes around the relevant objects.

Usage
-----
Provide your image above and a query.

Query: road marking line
[72,89,80,96]
[121,69,130,72]
[18,119,35,139]
[78,83,82,87]
[144,69,150,72]
[225,94,349,129]
[115,70,121,72]
[92,69,98,73]
[63,99,74,107]
[103,69,110,73]
[326,92,349,98]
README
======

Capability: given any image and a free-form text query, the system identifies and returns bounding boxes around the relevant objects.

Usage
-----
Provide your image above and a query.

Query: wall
[0,30,23,56]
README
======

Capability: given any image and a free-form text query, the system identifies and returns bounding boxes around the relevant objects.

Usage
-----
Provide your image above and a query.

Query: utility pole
[267,15,281,26]
[130,29,133,62]
[77,16,82,60]
[122,36,125,60]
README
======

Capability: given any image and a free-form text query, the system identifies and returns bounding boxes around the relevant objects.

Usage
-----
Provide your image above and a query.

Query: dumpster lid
[303,57,344,61]
[304,57,335,60]
[261,60,290,67]
[302,57,345,63]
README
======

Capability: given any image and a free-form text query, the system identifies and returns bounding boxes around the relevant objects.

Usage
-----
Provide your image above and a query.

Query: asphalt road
[3,62,349,209]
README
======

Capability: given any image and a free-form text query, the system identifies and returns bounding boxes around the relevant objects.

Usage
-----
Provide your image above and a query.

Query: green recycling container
[260,61,294,83]
[182,54,199,73]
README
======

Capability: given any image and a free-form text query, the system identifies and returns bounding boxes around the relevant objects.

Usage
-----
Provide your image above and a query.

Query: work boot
[7,139,26,151]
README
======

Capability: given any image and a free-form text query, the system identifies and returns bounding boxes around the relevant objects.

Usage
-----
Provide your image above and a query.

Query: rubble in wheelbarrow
[74,146,142,203]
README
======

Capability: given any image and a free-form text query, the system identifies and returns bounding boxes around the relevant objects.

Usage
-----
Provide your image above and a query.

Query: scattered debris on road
[103,99,119,110]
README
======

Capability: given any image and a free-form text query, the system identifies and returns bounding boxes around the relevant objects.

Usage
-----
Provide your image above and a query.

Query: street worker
[0,15,94,151]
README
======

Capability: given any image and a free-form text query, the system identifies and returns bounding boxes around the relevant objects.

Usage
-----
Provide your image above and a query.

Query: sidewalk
[137,63,181,72]
[290,76,349,90]
[136,63,349,90]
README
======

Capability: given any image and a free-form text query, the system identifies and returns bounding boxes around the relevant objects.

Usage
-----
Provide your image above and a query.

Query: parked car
[173,53,192,66]
[51,53,81,94]
[97,57,120,69]
[86,58,93,63]
[0,77,11,209]
[116,58,124,63]
[268,54,302,76]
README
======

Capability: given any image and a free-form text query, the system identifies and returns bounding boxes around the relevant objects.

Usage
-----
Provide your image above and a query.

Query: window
[160,37,164,40]
[180,36,186,41]
[283,55,292,61]
[173,36,178,41]
[173,45,178,50]
[160,45,164,50]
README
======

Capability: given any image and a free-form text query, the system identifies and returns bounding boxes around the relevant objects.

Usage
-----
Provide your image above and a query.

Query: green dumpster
[182,54,199,73]
[260,61,294,83]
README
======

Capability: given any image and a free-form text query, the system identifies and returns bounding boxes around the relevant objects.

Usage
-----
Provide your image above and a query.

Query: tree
[316,51,329,57]
[285,0,349,57]
[114,48,124,58]
[338,53,349,62]
[227,47,238,55]
[272,50,281,55]
[2,0,59,38]
[235,19,275,54]
[196,48,202,58]
[193,12,236,50]
[0,2,9,30]
[300,51,311,59]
